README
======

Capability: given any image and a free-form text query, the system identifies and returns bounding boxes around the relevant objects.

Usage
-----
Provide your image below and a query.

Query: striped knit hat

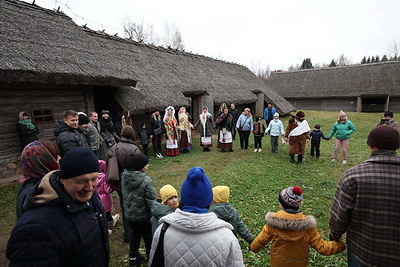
[279,186,303,210]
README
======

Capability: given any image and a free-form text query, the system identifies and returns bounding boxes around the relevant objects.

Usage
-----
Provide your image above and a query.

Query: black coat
[17,122,39,149]
[7,171,110,267]
[310,130,328,145]
[138,128,151,145]
[54,122,89,157]
[149,113,166,135]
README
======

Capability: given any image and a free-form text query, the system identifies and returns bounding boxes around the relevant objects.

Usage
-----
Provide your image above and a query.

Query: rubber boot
[290,154,295,163]
[297,154,303,165]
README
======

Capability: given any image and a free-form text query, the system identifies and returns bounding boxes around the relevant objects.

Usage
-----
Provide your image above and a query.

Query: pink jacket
[97,160,113,212]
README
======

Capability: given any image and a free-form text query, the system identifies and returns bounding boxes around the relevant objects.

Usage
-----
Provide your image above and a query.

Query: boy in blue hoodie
[310,124,329,158]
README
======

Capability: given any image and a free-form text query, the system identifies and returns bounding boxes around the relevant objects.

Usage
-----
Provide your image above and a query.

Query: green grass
[0,110,384,266]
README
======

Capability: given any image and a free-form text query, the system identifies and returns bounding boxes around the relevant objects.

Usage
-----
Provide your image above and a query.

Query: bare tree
[122,17,157,44]
[163,22,184,50]
[336,54,351,66]
[388,40,399,60]
[250,59,271,80]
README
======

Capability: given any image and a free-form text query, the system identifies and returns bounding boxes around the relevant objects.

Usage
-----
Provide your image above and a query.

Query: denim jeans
[347,249,365,267]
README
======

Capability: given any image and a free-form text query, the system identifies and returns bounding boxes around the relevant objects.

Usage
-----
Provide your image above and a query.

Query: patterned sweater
[330,150,400,266]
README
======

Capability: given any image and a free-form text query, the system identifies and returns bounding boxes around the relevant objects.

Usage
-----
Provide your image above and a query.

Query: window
[31,109,54,123]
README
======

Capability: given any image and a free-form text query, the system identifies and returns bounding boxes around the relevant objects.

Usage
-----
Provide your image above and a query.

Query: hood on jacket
[160,208,233,233]
[54,121,75,136]
[210,203,236,222]
[266,211,316,233]
[122,170,148,190]
[32,170,59,204]
[98,160,106,173]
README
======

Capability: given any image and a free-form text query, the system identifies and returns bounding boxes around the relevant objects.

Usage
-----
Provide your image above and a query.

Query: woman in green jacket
[328,110,355,164]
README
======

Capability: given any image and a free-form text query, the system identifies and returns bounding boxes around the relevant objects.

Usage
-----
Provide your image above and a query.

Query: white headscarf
[163,106,175,122]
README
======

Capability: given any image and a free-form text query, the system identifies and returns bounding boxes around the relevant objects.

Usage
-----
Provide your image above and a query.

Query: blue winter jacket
[266,119,285,136]
[264,107,277,121]
[236,114,254,131]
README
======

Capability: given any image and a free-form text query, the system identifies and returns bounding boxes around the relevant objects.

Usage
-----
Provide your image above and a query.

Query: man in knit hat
[149,167,244,266]
[330,125,400,266]
[376,110,398,130]
[7,147,109,266]
[209,186,254,244]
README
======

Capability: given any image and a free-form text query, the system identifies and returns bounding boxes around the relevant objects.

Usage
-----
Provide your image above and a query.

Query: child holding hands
[210,186,254,244]
[250,186,345,267]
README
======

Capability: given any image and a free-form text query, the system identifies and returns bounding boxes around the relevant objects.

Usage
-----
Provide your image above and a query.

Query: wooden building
[266,61,400,113]
[0,0,295,179]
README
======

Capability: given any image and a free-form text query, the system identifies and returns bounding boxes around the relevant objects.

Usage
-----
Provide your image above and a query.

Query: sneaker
[342,160,347,165]
[254,149,258,152]
[111,214,120,227]
[258,148,262,152]
[108,229,112,235]
[159,153,164,159]
[331,159,337,162]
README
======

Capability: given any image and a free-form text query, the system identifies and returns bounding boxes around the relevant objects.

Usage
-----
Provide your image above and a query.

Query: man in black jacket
[229,103,240,140]
[54,110,88,157]
[7,147,110,267]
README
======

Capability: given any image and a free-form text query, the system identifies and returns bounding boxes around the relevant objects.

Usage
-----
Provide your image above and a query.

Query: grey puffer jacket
[210,202,255,244]
[149,209,244,266]
[121,170,156,222]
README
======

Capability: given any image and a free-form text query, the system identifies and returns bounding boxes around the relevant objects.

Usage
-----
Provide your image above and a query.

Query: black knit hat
[78,114,90,125]
[59,147,99,179]
[367,125,400,150]
[127,154,149,171]
[384,110,394,118]
[101,110,110,115]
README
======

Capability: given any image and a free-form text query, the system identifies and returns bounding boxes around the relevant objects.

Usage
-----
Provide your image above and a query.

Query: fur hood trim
[265,211,316,231]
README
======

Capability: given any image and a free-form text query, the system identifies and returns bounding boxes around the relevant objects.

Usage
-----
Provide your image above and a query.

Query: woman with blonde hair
[236,108,253,150]
[327,110,355,165]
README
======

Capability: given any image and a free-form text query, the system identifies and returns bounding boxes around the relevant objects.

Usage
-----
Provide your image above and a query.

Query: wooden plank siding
[0,85,93,161]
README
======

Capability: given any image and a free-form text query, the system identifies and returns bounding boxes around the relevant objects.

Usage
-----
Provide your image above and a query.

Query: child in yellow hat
[149,184,180,234]
[209,186,254,244]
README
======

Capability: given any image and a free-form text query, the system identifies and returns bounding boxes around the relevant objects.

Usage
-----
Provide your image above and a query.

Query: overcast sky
[27,0,400,71]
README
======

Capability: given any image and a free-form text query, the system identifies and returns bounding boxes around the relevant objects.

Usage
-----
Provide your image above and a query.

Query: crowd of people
[9,107,400,266]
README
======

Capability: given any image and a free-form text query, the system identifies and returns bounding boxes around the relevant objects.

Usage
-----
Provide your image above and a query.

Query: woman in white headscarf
[193,107,215,152]
[163,106,180,156]
[178,107,193,153]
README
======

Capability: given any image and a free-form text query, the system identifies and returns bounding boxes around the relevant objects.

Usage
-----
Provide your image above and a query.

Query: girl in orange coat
[250,187,345,267]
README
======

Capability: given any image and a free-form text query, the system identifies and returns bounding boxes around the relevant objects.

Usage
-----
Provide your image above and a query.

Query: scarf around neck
[182,205,209,214]
[18,119,36,130]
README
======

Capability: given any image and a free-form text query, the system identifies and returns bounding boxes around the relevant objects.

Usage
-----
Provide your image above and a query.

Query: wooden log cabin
[0,0,295,179]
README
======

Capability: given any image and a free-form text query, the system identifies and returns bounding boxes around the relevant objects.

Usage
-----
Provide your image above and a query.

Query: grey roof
[266,61,400,98]
[0,0,295,114]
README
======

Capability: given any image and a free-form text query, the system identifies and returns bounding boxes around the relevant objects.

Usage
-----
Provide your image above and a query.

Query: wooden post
[385,95,390,111]
[255,92,264,117]
[357,96,362,112]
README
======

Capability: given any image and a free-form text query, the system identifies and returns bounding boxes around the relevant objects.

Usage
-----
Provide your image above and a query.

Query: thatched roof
[0,0,295,114]
[266,62,400,98]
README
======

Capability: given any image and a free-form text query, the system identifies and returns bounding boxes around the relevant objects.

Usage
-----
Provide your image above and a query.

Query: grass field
[0,110,384,266]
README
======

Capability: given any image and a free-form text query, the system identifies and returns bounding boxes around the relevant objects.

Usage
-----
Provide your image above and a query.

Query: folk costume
[193,107,214,151]
[285,111,310,164]
[178,107,192,153]
[216,111,234,151]
[163,106,179,156]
